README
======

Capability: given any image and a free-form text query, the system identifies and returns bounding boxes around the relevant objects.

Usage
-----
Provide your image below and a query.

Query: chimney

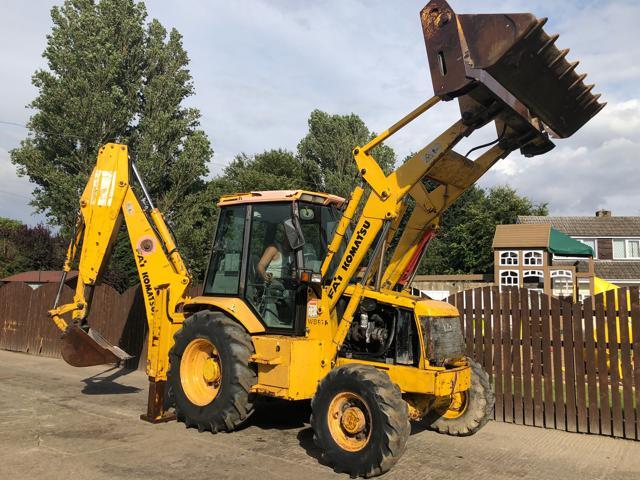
[595,209,612,217]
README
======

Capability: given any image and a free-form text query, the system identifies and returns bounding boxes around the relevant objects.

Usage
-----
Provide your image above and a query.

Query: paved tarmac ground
[1,350,638,479]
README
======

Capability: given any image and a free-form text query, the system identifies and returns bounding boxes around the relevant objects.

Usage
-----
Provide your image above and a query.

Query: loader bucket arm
[377,0,608,291]
[421,0,605,156]
[324,1,605,346]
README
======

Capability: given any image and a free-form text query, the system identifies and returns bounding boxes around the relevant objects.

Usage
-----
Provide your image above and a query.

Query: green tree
[10,0,213,290]
[420,185,548,274]
[297,110,396,198]
[0,218,66,278]
[216,149,305,194]
[11,0,147,229]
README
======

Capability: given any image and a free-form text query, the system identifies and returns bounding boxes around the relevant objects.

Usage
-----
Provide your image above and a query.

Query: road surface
[1,350,638,479]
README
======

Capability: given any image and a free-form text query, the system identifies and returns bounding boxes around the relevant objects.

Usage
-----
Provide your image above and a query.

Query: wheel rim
[442,391,469,419]
[180,338,222,406]
[327,392,372,452]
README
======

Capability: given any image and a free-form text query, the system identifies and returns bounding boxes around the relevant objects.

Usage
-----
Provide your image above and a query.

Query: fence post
[594,293,612,436]
[630,286,640,441]
[502,289,513,423]
[617,288,635,439]
[541,292,554,428]
[583,296,599,434]
[551,297,565,430]
[572,302,588,433]
[493,287,504,422]
[511,288,523,425]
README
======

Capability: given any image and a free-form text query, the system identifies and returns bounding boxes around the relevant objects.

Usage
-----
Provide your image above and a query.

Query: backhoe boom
[49,143,191,422]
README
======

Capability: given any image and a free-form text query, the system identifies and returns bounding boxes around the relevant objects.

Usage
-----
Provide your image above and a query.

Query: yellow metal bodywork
[185,296,266,334]
[50,94,516,416]
[250,335,329,400]
[336,358,470,397]
[221,97,511,403]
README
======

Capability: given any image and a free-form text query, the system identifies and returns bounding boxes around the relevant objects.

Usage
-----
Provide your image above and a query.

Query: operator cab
[203,190,344,334]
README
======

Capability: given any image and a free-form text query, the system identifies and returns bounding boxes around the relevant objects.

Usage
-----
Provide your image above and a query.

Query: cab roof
[218,190,345,207]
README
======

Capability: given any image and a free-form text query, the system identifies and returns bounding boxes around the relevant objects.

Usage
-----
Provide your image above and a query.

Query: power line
[0,189,32,201]
[0,120,324,191]
[0,119,103,147]
[0,120,27,129]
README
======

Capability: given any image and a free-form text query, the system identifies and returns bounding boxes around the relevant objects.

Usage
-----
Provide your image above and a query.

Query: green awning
[548,228,594,257]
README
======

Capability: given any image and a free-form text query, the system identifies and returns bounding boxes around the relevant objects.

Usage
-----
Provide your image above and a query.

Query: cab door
[244,202,306,335]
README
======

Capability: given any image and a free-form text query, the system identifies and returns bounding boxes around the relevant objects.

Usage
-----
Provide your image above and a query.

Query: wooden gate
[448,286,640,440]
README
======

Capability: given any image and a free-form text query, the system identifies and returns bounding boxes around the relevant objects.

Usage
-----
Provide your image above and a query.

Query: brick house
[518,210,640,294]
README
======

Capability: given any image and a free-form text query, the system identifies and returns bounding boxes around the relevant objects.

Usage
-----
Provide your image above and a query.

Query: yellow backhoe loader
[48,1,603,476]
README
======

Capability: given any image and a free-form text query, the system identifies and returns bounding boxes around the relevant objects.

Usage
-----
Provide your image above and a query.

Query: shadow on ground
[81,366,142,394]
[246,397,311,430]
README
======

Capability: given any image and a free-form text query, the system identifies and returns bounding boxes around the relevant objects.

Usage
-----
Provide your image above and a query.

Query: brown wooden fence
[1,281,639,440]
[447,286,640,440]
[0,282,202,370]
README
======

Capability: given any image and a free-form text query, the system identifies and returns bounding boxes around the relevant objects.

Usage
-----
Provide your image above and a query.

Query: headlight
[419,316,466,366]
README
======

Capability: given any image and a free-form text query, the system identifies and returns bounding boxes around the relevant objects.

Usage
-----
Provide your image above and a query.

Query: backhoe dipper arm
[48,144,191,380]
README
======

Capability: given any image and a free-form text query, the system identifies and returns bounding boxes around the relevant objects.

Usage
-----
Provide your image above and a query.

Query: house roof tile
[594,261,640,280]
[518,215,640,237]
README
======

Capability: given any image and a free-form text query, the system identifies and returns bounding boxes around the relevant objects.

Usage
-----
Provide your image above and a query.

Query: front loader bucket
[421,0,604,156]
[61,325,132,367]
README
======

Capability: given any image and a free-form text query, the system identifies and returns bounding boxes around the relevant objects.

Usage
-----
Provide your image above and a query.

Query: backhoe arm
[49,144,191,382]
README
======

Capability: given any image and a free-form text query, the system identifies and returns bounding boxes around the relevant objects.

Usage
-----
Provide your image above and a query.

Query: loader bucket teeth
[61,325,132,367]
[421,0,604,155]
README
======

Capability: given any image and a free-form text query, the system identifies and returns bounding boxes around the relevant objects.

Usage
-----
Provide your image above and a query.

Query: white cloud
[0,0,638,224]
[479,98,640,215]
[0,148,47,224]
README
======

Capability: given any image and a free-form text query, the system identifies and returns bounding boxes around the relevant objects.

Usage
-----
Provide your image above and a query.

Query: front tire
[428,359,494,436]
[311,364,410,478]
[168,310,257,433]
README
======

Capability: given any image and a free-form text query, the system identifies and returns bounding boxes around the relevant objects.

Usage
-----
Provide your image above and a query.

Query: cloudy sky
[1,0,638,225]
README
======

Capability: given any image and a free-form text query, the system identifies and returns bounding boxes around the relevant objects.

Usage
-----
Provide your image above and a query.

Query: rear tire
[168,310,257,433]
[428,359,494,436]
[311,364,410,478]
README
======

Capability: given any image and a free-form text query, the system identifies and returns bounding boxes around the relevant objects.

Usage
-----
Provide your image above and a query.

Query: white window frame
[499,270,519,290]
[550,269,573,298]
[612,238,640,259]
[577,279,591,303]
[626,239,640,259]
[523,269,544,278]
[575,238,598,259]
[550,269,572,278]
[523,250,544,266]
[523,269,544,290]
[499,250,519,266]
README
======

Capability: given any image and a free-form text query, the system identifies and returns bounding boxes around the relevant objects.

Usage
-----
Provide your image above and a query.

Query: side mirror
[283,217,305,250]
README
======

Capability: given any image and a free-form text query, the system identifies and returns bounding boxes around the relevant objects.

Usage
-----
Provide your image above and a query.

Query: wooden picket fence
[447,286,640,440]
[0,282,203,370]
[1,280,638,440]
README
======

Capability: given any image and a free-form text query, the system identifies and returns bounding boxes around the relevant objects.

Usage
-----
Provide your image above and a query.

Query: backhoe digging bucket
[61,325,132,367]
[421,0,604,156]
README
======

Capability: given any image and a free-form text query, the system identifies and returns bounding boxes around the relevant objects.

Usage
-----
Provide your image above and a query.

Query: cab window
[204,205,246,295]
